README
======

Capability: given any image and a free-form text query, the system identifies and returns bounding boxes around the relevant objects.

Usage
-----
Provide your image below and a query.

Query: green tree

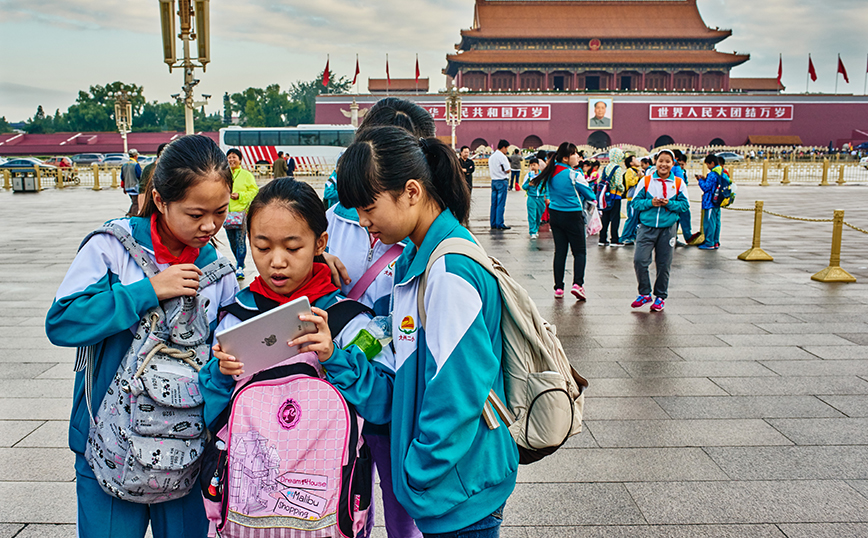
[25,105,54,134]
[288,70,352,125]
[0,116,12,134]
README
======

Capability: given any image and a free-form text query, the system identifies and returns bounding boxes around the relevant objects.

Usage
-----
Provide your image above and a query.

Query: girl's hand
[213,342,244,377]
[321,252,351,287]
[291,307,334,362]
[150,264,202,301]
[230,192,240,200]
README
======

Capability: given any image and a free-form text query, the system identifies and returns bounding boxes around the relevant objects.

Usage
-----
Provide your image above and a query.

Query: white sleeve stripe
[424,257,483,378]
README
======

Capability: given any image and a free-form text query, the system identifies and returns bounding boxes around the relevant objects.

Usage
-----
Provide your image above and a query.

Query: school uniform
[630,173,689,299]
[326,203,401,316]
[620,166,642,243]
[546,164,596,290]
[521,171,546,235]
[322,209,519,535]
[672,164,693,242]
[699,166,725,248]
[46,216,239,538]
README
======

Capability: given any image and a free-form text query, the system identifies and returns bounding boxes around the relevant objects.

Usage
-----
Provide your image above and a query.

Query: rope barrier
[760,210,833,223]
[843,221,868,235]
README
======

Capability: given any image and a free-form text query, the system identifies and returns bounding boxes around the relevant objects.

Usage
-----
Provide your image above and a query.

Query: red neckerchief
[150,214,200,265]
[655,173,671,198]
[555,163,570,175]
[248,262,338,305]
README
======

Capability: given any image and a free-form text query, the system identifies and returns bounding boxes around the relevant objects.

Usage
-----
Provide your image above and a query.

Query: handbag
[223,211,245,230]
[584,204,602,237]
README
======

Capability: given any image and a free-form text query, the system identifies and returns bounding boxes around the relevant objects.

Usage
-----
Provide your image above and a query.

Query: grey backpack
[77,222,233,503]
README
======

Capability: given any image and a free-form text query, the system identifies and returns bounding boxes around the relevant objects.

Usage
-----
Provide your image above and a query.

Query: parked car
[715,151,745,163]
[0,157,56,172]
[138,155,156,166]
[102,155,130,165]
[0,157,7,166]
[45,156,73,168]
[71,153,105,165]
[861,156,868,170]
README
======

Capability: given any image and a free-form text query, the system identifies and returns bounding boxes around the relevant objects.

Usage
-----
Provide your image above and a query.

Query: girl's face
[356,188,415,246]
[249,203,327,295]
[567,152,580,167]
[656,154,674,177]
[154,176,230,250]
[227,153,242,170]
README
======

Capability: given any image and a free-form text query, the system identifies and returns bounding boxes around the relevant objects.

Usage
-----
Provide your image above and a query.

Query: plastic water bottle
[344,315,392,360]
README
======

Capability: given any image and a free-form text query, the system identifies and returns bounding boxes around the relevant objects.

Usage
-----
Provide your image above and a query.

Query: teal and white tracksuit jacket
[326,202,401,316]
[198,287,395,429]
[631,173,690,228]
[45,217,240,478]
[322,209,519,534]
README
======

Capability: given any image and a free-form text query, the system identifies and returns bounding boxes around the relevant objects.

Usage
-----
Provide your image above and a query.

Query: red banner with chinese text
[423,104,551,121]
[649,105,793,121]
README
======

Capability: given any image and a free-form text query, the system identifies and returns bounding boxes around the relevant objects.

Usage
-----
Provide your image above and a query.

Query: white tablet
[215,296,317,379]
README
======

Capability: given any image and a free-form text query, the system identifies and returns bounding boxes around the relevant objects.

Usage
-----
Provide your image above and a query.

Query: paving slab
[619,361,776,378]
[0,524,24,538]
[586,419,792,448]
[515,524,785,538]
[516,448,728,483]
[627,480,868,524]
[0,482,77,524]
[653,396,843,419]
[777,523,868,538]
[669,346,818,361]
[766,417,868,445]
[710,376,868,396]
[583,397,671,421]
[504,483,646,526]
[760,359,868,377]
[0,448,75,482]
[14,525,78,538]
[0,421,43,448]
[588,378,729,397]
[817,395,868,417]
[705,446,868,480]
[14,421,69,448]
[802,346,868,359]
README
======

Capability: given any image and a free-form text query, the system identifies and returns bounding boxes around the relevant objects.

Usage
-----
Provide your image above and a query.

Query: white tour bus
[218,125,355,174]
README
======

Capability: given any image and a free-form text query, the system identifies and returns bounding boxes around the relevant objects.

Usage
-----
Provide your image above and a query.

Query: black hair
[246,178,328,248]
[717,155,726,165]
[359,97,436,138]
[536,150,548,161]
[460,145,470,152]
[673,149,686,162]
[336,126,470,225]
[705,154,719,166]
[591,160,601,170]
[641,157,652,165]
[513,149,520,154]
[277,151,284,157]
[156,143,168,158]
[532,141,577,188]
[624,155,639,168]
[139,135,232,218]
[529,157,539,165]
[497,139,510,150]
[226,148,242,160]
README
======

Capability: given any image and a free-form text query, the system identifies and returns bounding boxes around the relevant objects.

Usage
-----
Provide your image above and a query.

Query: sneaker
[622,240,635,246]
[676,240,689,248]
[650,297,665,312]
[235,268,245,279]
[530,233,538,239]
[714,243,720,249]
[500,225,512,230]
[554,288,564,299]
[631,294,652,308]
[611,242,624,247]
[697,244,714,250]
[598,241,609,247]
[571,284,586,301]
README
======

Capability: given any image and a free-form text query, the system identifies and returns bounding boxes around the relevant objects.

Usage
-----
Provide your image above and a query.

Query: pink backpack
[200,352,371,537]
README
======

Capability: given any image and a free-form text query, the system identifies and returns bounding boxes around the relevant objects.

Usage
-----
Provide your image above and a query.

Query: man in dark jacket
[459,146,475,192]
[273,151,288,178]
[121,149,142,217]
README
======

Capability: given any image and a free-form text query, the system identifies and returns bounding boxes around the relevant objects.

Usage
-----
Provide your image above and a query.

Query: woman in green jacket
[226,148,259,278]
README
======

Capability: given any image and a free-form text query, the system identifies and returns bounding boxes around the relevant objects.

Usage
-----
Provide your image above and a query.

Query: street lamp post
[159,0,211,134]
[110,90,133,153]
[445,83,463,151]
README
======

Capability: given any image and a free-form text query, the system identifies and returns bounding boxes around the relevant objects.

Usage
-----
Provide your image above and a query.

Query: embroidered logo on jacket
[399,316,417,335]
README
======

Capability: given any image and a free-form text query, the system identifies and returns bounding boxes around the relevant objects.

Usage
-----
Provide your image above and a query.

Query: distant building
[368,78,430,94]
[444,0,776,93]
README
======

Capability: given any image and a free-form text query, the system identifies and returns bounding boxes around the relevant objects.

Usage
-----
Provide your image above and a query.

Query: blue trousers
[490,180,508,228]
[526,197,545,234]
[621,200,639,242]
[361,434,421,538]
[678,205,693,241]
[509,170,520,188]
[702,207,721,246]
[422,504,505,538]
[225,227,247,270]
[76,466,208,538]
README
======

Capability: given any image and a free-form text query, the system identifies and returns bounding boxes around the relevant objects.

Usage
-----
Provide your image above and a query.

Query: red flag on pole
[808,55,818,82]
[352,56,360,86]
[322,56,330,87]
[415,54,420,84]
[838,55,850,83]
[776,54,783,86]
[386,55,391,86]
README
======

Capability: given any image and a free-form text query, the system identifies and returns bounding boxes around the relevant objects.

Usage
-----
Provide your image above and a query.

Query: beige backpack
[417,237,588,464]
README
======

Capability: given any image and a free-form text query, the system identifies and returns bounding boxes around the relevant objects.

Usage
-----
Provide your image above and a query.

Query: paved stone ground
[1,182,868,537]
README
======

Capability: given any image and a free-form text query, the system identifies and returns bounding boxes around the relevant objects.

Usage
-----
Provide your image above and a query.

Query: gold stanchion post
[111,167,119,189]
[35,166,43,191]
[56,168,64,189]
[820,159,830,186]
[2,169,10,190]
[837,165,845,185]
[92,164,102,191]
[811,210,856,282]
[738,201,774,261]
[688,209,706,246]
[782,165,790,185]
[760,160,769,186]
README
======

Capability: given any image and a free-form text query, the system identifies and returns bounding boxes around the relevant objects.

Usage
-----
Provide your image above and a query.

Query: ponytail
[533,141,577,190]
[337,126,471,225]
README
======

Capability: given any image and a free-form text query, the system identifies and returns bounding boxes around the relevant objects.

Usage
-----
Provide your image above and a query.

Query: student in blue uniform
[308,125,519,538]
[46,135,240,538]
[698,154,724,250]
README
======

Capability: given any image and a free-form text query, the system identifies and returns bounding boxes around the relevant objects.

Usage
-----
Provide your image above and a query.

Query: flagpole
[386,53,389,97]
[806,54,810,93]
[416,54,419,95]
[864,53,867,95]
[836,54,840,94]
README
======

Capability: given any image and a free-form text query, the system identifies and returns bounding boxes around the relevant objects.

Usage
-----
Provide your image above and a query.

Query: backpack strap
[643,175,651,191]
[415,237,506,431]
[347,243,403,301]
[80,222,161,278]
[326,300,375,338]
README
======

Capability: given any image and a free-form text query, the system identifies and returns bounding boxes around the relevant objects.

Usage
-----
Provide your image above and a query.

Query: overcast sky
[1,0,866,123]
